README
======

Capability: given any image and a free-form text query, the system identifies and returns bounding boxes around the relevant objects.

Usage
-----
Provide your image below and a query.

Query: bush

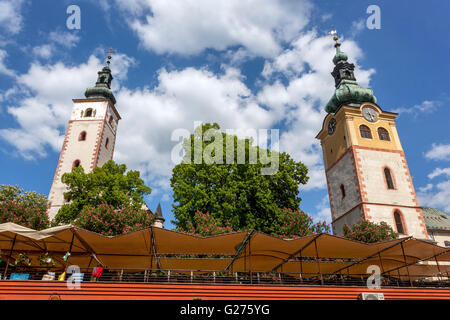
[343,220,398,243]
[74,203,156,236]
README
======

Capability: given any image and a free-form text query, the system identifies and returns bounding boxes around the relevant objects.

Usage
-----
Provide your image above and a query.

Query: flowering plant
[273,208,331,239]
[343,220,398,243]
[177,210,234,236]
[74,202,156,236]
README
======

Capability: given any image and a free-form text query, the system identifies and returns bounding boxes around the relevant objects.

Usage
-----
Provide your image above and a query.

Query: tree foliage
[0,185,50,230]
[171,123,310,235]
[74,203,156,236]
[54,160,151,224]
[343,220,398,243]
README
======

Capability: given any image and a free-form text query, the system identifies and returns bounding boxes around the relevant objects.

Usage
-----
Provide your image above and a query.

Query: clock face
[362,106,378,122]
[328,118,336,135]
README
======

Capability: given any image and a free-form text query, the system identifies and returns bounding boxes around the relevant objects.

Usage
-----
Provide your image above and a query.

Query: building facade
[316,38,429,240]
[47,62,120,220]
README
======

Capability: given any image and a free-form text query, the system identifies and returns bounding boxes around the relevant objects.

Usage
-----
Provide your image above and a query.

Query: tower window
[73,160,81,168]
[85,108,93,117]
[105,138,109,149]
[378,127,390,141]
[108,115,114,127]
[384,167,395,190]
[78,131,87,141]
[340,184,346,199]
[359,125,372,139]
[394,210,405,234]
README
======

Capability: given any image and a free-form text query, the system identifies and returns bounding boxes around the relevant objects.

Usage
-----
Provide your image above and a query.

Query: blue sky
[0,0,449,230]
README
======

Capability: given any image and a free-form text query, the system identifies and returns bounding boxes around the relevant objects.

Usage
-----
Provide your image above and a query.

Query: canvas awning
[0,223,448,279]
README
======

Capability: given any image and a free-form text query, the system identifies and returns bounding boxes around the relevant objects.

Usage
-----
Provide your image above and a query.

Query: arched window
[73,160,81,168]
[78,131,86,141]
[394,210,405,234]
[378,127,390,141]
[105,138,109,149]
[85,108,93,117]
[340,184,346,199]
[359,125,372,139]
[384,167,395,190]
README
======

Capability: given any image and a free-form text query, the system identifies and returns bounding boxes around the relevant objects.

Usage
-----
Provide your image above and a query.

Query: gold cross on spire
[106,48,114,65]
[328,29,339,42]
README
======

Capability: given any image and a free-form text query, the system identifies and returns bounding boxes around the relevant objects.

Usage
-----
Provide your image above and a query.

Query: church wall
[326,149,361,221]
[48,100,116,220]
[354,147,417,207]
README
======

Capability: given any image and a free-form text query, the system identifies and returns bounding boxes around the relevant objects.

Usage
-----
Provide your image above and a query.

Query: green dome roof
[84,65,116,104]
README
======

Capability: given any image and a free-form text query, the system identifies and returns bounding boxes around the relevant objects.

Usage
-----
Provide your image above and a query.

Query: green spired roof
[325,39,377,114]
[422,207,450,231]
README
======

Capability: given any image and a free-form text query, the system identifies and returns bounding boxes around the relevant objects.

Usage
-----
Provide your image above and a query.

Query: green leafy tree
[0,185,50,230]
[343,220,398,243]
[74,203,156,236]
[54,160,152,224]
[171,123,309,235]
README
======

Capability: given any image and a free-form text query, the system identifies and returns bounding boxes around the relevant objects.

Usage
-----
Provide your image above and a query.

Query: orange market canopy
[0,223,448,279]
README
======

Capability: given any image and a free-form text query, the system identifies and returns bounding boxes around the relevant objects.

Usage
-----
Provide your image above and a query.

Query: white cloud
[0,54,132,159]
[425,143,450,161]
[428,167,450,179]
[418,180,450,213]
[0,49,16,77]
[115,0,312,57]
[32,45,53,60]
[392,100,441,116]
[0,0,24,34]
[114,66,274,188]
[311,195,331,224]
[48,30,80,49]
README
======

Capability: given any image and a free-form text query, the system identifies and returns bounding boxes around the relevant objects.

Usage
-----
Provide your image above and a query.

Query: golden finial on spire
[328,29,339,42]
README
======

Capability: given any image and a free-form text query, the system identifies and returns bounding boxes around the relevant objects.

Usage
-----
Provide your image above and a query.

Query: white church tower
[48,53,120,220]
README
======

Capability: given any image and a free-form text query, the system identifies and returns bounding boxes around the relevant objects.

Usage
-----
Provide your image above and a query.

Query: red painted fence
[0,281,449,300]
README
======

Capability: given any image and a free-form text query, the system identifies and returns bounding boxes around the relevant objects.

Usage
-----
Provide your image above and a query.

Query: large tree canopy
[54,160,152,224]
[0,185,50,230]
[170,123,311,235]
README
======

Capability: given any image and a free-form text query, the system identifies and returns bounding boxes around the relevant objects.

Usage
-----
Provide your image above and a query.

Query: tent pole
[249,236,252,285]
[314,238,323,285]
[400,242,413,287]
[378,252,384,273]
[3,235,17,280]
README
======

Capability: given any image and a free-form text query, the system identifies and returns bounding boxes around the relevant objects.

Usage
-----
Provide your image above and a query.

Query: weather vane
[328,29,339,42]
[106,48,114,66]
